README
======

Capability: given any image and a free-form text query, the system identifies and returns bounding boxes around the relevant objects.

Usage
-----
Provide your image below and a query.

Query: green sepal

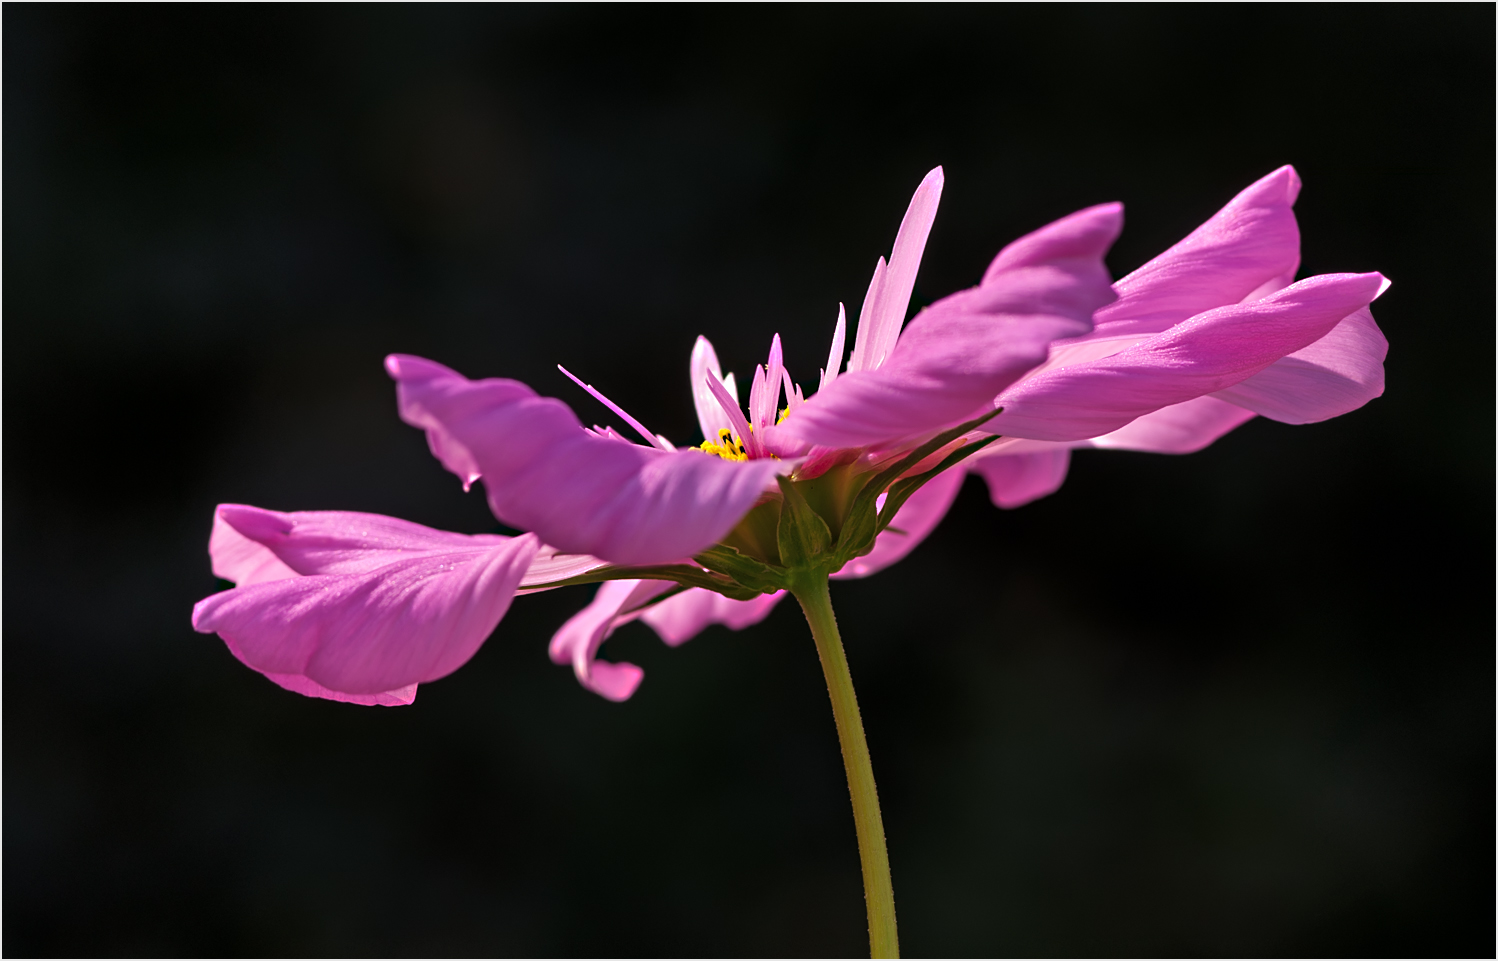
[792,462,865,543]
[775,474,835,572]
[830,407,1004,568]
[715,498,783,566]
[874,432,1001,535]
[694,544,790,594]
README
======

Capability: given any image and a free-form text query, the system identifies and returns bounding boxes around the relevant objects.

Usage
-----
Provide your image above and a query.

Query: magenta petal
[639,587,786,646]
[1087,395,1257,453]
[849,167,944,373]
[518,547,610,593]
[211,503,602,591]
[992,272,1388,442]
[690,336,735,440]
[1211,306,1388,424]
[214,505,514,577]
[548,579,676,700]
[387,354,781,566]
[193,532,540,696]
[209,508,299,586]
[787,203,1122,449]
[258,666,417,707]
[1095,165,1304,338]
[969,449,1071,509]
[832,465,966,579]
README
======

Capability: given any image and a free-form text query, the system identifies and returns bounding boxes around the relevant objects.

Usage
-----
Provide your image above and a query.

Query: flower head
[194,165,1387,704]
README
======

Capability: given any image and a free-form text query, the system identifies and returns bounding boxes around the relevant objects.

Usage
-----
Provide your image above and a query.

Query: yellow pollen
[777,407,789,424]
[698,427,749,461]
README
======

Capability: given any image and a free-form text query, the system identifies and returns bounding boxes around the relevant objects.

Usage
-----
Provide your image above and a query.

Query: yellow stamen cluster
[778,407,789,424]
[698,428,749,461]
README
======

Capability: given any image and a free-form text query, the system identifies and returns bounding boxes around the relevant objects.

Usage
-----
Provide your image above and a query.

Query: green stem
[791,573,899,959]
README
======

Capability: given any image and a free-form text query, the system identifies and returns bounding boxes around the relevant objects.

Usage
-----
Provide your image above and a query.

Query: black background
[5,5,1493,957]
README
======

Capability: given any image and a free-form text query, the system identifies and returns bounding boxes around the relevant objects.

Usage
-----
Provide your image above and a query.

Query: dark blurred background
[5,5,1493,957]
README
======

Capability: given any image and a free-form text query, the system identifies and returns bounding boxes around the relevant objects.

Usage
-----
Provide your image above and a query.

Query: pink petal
[193,532,540,697]
[832,465,966,579]
[1086,395,1258,453]
[757,334,786,431]
[1211,306,1388,424]
[787,203,1122,449]
[849,256,888,372]
[968,449,1072,508]
[1093,165,1304,339]
[849,167,945,373]
[211,503,604,592]
[548,579,676,701]
[255,667,418,707]
[640,587,786,646]
[517,547,611,593]
[820,303,847,389]
[387,354,782,566]
[209,508,299,586]
[212,505,514,577]
[557,365,672,451]
[690,336,736,440]
[991,272,1387,442]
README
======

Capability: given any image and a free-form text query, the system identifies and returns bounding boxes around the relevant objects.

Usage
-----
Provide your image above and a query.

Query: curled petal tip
[1375,274,1392,298]
[585,661,645,702]
[1270,164,1303,205]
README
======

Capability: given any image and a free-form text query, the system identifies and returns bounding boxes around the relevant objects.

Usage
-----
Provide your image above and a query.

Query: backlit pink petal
[257,666,418,707]
[848,257,888,374]
[211,503,604,591]
[991,271,1387,442]
[705,370,764,458]
[755,423,812,460]
[968,449,1071,509]
[787,203,1122,449]
[748,362,768,431]
[690,336,736,440]
[209,509,299,586]
[1086,395,1258,453]
[1092,165,1303,339]
[549,579,676,701]
[849,167,945,373]
[640,587,786,646]
[193,532,540,697]
[832,465,966,579]
[820,303,847,389]
[518,547,611,593]
[557,365,672,452]
[1211,306,1388,424]
[759,334,785,430]
[213,505,514,577]
[781,368,802,414]
[387,354,782,566]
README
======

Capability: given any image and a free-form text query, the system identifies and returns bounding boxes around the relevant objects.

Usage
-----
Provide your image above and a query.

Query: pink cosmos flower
[193,165,1387,706]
